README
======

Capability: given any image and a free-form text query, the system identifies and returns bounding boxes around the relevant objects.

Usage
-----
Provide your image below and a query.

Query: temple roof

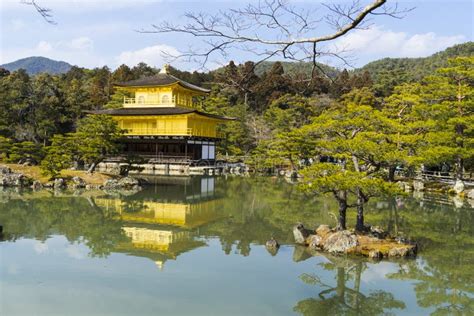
[114,73,211,93]
[87,106,234,120]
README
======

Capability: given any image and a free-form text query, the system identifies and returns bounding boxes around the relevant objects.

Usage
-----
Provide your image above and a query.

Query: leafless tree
[21,0,56,25]
[142,0,413,75]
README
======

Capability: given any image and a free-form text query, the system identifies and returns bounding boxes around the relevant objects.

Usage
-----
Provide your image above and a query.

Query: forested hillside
[1,56,73,75]
[358,42,474,96]
[253,61,340,79]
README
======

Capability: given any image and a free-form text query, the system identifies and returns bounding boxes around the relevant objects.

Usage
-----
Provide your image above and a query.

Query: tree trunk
[336,267,346,302]
[454,120,465,180]
[335,190,347,230]
[355,188,365,232]
[388,165,396,182]
[87,161,98,173]
[456,155,464,180]
[353,262,362,312]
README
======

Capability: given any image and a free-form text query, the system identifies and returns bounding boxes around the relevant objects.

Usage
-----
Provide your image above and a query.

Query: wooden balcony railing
[123,128,220,138]
[125,128,193,136]
[123,96,195,107]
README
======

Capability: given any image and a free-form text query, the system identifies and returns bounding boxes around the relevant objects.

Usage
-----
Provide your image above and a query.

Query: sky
[0,0,472,71]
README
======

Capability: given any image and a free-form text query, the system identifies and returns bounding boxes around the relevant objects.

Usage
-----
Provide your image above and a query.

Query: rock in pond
[453,180,465,194]
[103,176,146,190]
[265,237,280,249]
[31,180,43,191]
[322,230,358,254]
[467,189,474,200]
[265,237,280,256]
[368,250,383,260]
[307,234,323,250]
[71,176,86,189]
[54,178,66,190]
[293,223,313,244]
[388,246,416,257]
[0,166,31,187]
[315,224,331,237]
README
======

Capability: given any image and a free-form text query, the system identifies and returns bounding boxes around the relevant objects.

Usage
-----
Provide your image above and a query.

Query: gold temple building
[91,65,232,164]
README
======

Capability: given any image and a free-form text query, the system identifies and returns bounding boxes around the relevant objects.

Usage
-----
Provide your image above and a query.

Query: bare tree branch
[140,0,413,71]
[21,0,57,25]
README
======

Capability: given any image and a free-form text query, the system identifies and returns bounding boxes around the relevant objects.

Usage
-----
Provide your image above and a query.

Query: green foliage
[73,115,124,172]
[104,87,132,109]
[385,56,474,177]
[254,60,339,79]
[0,136,12,160]
[40,134,74,179]
[358,42,474,96]
[6,141,44,164]
[264,94,329,132]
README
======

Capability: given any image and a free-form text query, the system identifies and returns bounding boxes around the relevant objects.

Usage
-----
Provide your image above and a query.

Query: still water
[0,176,473,316]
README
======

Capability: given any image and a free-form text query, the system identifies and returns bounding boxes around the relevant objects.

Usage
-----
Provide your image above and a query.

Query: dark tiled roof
[114,73,211,93]
[87,107,234,121]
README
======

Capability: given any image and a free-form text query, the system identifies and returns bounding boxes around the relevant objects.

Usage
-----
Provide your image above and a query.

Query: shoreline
[1,163,473,201]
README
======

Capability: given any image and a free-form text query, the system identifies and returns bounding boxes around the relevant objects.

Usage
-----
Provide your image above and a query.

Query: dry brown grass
[3,163,112,185]
[350,234,415,257]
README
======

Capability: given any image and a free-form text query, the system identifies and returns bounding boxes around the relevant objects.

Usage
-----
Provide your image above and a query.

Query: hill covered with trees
[357,42,474,96]
[0,56,73,75]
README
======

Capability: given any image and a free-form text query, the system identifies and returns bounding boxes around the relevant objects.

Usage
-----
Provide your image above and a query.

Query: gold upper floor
[121,85,204,108]
[116,66,209,108]
[113,113,223,138]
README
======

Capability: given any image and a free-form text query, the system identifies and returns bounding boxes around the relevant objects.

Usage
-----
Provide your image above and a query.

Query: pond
[0,176,473,315]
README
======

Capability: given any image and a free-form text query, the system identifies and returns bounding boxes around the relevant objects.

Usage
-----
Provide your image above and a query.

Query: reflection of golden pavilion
[94,177,221,269]
[96,198,221,228]
[115,226,206,269]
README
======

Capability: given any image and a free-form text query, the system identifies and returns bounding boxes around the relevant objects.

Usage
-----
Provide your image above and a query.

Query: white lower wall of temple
[96,162,223,176]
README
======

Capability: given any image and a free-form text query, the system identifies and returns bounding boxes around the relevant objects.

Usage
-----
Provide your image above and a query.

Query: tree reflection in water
[381,195,474,315]
[294,254,406,316]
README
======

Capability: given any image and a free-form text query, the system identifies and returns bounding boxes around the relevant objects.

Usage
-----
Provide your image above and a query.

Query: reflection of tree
[388,256,474,316]
[294,256,406,315]
[202,177,336,256]
[0,195,127,257]
[385,210,474,315]
[370,195,474,315]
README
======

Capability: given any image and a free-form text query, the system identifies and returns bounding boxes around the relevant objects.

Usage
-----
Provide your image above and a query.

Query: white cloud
[33,241,49,254]
[10,18,26,31]
[36,41,53,53]
[333,25,465,60]
[115,44,180,68]
[67,36,94,50]
[65,244,87,260]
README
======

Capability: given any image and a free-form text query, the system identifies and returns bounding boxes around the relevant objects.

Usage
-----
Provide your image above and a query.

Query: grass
[3,163,112,185]
[351,234,416,257]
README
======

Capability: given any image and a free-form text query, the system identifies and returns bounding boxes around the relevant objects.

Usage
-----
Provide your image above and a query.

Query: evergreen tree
[73,115,124,173]
[40,134,74,179]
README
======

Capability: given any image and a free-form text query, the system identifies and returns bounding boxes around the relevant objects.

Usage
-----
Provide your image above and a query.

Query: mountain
[1,56,73,75]
[357,42,474,96]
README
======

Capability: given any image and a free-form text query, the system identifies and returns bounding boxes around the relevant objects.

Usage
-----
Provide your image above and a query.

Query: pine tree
[73,115,124,173]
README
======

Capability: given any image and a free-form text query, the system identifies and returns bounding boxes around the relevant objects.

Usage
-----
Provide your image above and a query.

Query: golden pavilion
[92,65,231,164]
